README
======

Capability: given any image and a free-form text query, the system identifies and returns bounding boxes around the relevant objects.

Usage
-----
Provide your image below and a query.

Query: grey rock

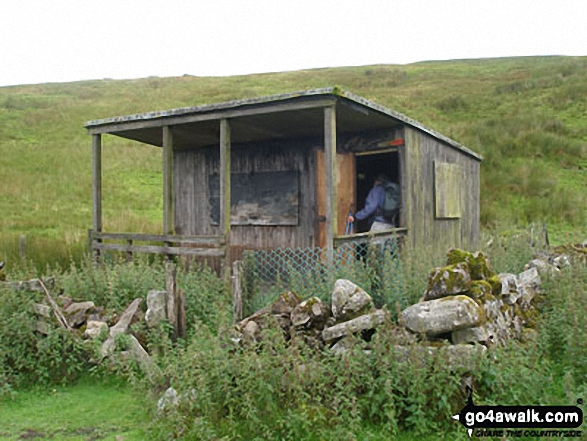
[443,344,487,370]
[322,309,386,342]
[33,303,51,318]
[516,267,541,305]
[270,291,302,315]
[525,258,559,276]
[157,387,179,413]
[452,326,490,344]
[145,290,167,327]
[242,320,259,340]
[64,301,95,327]
[329,336,356,355]
[331,279,373,320]
[553,254,570,269]
[400,295,483,336]
[499,273,521,305]
[128,334,160,381]
[100,298,143,359]
[291,297,330,329]
[84,320,108,340]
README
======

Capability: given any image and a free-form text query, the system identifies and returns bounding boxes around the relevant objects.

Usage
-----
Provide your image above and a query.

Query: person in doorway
[348,173,393,232]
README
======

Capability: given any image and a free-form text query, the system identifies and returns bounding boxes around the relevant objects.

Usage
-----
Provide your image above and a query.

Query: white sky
[0,0,585,87]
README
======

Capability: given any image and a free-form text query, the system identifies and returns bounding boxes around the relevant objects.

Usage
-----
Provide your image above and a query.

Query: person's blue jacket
[354,183,388,223]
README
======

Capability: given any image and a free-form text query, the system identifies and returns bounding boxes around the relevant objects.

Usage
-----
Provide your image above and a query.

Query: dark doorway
[355,150,401,233]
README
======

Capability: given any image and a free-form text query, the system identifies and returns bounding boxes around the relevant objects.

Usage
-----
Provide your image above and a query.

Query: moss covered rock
[423,262,472,301]
[447,248,495,281]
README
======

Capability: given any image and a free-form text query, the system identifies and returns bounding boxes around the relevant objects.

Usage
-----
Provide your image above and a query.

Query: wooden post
[324,106,337,261]
[92,134,102,261]
[232,260,243,323]
[177,289,186,339]
[219,119,232,279]
[165,263,178,341]
[126,239,133,262]
[163,126,174,236]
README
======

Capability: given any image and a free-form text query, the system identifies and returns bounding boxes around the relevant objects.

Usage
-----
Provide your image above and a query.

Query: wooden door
[315,150,356,248]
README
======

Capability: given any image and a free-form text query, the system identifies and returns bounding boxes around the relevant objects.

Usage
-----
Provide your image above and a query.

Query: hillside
[1,56,586,264]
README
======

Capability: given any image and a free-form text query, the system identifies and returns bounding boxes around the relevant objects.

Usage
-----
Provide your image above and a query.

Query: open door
[315,151,356,248]
[355,150,401,233]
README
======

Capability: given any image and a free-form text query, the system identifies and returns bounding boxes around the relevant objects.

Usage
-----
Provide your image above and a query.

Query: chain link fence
[241,236,407,318]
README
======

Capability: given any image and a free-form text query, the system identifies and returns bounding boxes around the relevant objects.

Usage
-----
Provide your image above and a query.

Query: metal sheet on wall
[209,171,299,225]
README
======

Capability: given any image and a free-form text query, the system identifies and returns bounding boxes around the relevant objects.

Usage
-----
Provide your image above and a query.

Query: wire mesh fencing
[241,236,408,318]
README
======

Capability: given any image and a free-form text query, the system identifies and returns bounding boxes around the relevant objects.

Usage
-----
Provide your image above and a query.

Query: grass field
[1,56,586,268]
[0,377,148,441]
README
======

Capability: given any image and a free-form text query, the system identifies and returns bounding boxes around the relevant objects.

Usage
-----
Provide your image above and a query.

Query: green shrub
[0,285,87,394]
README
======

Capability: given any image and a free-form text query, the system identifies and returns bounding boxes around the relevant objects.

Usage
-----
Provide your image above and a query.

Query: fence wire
[242,236,407,318]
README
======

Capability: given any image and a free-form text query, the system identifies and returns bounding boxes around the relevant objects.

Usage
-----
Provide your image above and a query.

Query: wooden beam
[163,126,174,235]
[91,232,224,245]
[324,106,337,256]
[92,134,102,233]
[94,243,225,257]
[219,119,231,241]
[86,98,337,135]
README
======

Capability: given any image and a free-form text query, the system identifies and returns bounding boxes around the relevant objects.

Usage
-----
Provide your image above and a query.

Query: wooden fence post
[165,263,178,341]
[165,262,186,340]
[232,260,243,323]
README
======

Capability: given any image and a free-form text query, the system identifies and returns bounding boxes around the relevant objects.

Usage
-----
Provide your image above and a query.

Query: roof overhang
[84,87,482,161]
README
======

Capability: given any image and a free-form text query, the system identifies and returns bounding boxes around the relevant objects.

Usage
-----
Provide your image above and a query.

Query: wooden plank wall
[404,127,480,253]
[174,139,317,259]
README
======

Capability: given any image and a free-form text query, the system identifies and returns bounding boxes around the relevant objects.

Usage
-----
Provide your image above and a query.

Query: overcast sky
[0,0,585,88]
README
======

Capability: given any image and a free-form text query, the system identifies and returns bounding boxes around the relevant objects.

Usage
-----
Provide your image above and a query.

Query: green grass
[0,377,149,441]
[1,56,586,265]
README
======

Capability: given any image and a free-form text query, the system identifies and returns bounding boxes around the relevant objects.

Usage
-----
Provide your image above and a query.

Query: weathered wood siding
[404,127,479,252]
[174,139,317,258]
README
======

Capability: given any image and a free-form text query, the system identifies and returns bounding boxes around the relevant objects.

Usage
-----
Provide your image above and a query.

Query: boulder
[64,301,95,328]
[157,387,179,413]
[331,279,373,321]
[422,262,472,301]
[322,309,386,342]
[145,290,167,327]
[242,320,259,341]
[499,273,522,305]
[446,249,494,280]
[400,295,483,336]
[452,326,490,345]
[271,291,302,315]
[553,255,570,269]
[100,298,143,359]
[516,267,541,306]
[33,303,52,318]
[84,320,108,340]
[525,258,559,276]
[291,297,331,329]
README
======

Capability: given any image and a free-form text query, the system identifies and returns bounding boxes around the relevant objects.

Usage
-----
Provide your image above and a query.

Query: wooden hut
[85,87,481,264]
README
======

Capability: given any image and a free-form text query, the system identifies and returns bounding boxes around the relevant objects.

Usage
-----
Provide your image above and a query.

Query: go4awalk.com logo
[452,389,583,438]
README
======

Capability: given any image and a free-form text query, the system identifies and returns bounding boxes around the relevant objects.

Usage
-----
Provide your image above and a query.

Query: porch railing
[88,230,226,259]
[333,227,407,248]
